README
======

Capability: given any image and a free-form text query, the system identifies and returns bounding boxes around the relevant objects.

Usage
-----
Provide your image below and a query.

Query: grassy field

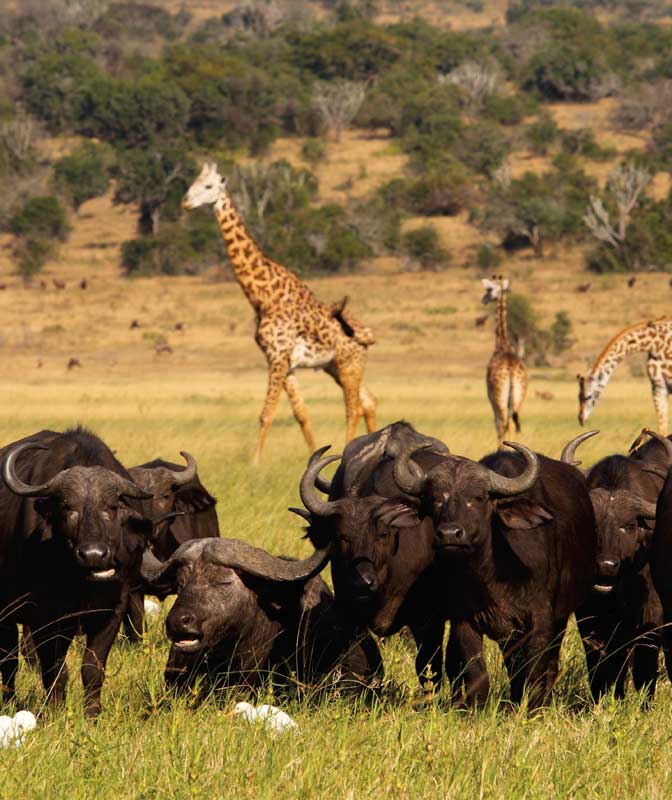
[0,364,671,799]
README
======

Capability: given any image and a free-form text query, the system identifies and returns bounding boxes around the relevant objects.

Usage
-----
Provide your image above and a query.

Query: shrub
[14,236,54,280]
[522,41,609,101]
[525,112,559,155]
[482,93,532,126]
[378,163,470,217]
[506,293,573,365]
[453,123,510,177]
[402,225,450,270]
[52,142,112,211]
[476,244,502,270]
[10,195,69,240]
[300,139,325,167]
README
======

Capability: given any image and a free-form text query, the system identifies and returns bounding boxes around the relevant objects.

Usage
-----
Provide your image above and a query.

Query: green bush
[52,142,112,211]
[14,236,54,280]
[522,41,607,101]
[506,293,574,365]
[10,196,69,240]
[525,112,559,155]
[453,123,510,177]
[402,226,450,270]
[379,163,470,217]
[476,244,502,270]
[300,139,326,167]
[482,93,532,126]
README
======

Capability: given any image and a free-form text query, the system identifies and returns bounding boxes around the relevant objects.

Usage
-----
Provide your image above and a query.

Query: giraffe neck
[213,194,284,310]
[588,321,666,398]
[494,291,510,351]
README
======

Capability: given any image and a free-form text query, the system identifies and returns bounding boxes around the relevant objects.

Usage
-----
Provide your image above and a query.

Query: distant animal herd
[2,164,672,718]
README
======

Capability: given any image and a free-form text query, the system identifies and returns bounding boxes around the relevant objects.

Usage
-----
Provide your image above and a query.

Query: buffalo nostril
[178,612,196,628]
[76,544,110,564]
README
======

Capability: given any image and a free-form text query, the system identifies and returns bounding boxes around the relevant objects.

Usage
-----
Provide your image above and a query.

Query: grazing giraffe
[578,318,672,435]
[481,277,528,446]
[182,162,377,462]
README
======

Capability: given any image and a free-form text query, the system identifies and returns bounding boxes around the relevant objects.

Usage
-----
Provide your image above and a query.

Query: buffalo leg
[81,611,124,718]
[20,625,40,669]
[0,622,19,703]
[445,621,489,708]
[585,644,627,701]
[33,620,74,706]
[504,619,563,709]
[632,639,660,705]
[409,618,444,692]
[123,590,145,643]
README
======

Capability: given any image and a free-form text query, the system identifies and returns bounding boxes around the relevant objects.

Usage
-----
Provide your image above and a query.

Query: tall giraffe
[481,276,528,446]
[182,162,377,462]
[578,318,672,434]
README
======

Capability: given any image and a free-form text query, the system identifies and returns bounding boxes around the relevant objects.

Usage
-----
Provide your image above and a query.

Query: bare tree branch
[312,81,367,142]
[583,164,650,247]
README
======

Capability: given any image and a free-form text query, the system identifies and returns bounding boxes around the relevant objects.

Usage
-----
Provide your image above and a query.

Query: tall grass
[0,373,670,798]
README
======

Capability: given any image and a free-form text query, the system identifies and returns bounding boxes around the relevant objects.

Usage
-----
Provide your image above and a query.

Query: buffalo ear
[375,500,421,529]
[127,513,155,541]
[174,485,216,514]
[495,498,554,530]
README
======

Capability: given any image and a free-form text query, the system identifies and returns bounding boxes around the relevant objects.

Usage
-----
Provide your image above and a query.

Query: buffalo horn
[487,442,540,496]
[392,444,429,496]
[306,446,332,495]
[113,474,154,500]
[644,464,669,480]
[560,430,599,466]
[166,451,198,486]
[2,442,55,497]
[300,448,341,517]
[205,538,331,582]
[642,429,672,465]
[635,496,657,519]
[141,539,208,584]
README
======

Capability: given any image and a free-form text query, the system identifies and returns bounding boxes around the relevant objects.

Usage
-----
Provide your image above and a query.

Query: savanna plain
[0,210,670,799]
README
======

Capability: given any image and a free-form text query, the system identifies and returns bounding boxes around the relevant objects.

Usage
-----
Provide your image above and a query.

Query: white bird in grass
[233,702,298,734]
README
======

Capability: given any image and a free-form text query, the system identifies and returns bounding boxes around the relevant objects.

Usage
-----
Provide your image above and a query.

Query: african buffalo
[562,430,666,703]
[0,427,155,717]
[141,538,381,694]
[392,441,596,709]
[123,453,219,640]
[296,422,450,690]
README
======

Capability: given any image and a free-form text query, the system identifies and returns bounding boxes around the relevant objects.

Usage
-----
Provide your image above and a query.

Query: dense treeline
[0,0,671,279]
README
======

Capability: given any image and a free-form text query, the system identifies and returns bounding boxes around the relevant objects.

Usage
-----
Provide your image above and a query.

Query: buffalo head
[294,447,434,633]
[392,441,549,555]
[141,537,330,655]
[2,442,153,581]
[589,488,656,595]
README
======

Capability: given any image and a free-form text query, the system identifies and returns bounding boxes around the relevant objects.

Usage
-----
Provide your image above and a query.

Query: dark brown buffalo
[296,422,450,690]
[0,427,155,717]
[123,454,219,640]
[141,538,381,694]
[562,430,666,703]
[392,441,596,709]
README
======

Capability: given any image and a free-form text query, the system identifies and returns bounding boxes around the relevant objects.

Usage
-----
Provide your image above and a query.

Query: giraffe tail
[512,411,521,432]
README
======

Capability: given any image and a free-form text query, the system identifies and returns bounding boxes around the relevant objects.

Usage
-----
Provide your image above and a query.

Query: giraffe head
[481,276,509,305]
[577,373,598,425]
[182,162,229,211]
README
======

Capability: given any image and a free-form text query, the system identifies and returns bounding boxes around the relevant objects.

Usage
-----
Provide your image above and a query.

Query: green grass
[1,370,671,798]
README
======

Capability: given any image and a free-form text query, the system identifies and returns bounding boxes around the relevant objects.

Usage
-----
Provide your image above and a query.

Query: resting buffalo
[0,428,155,717]
[141,538,381,694]
[296,422,450,690]
[123,453,219,640]
[392,441,596,709]
[563,430,665,702]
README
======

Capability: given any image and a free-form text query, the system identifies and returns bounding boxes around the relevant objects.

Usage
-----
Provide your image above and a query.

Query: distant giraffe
[578,318,672,434]
[182,162,377,462]
[481,277,528,446]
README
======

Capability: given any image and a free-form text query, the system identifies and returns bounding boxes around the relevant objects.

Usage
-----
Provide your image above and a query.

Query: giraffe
[182,162,377,462]
[578,318,672,435]
[481,276,528,446]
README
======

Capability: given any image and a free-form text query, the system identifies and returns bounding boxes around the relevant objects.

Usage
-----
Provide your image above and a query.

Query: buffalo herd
[1,421,672,717]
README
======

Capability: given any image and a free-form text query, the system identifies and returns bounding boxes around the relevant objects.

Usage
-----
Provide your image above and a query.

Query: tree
[583,163,650,249]
[114,145,194,235]
[52,141,112,211]
[10,195,70,281]
[312,80,366,142]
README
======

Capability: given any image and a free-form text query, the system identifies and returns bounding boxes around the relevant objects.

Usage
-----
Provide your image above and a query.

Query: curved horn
[635,495,658,520]
[487,442,540,496]
[113,474,154,500]
[205,538,331,582]
[642,429,672,465]
[300,448,341,517]
[306,446,332,495]
[140,539,209,585]
[1,442,55,497]
[560,430,599,466]
[392,444,429,496]
[165,451,198,487]
[644,464,669,480]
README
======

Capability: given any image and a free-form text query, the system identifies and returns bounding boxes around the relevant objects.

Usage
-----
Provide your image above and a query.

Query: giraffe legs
[487,368,510,447]
[647,358,669,436]
[254,357,290,464]
[359,384,377,432]
[327,358,367,443]
[284,373,316,452]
